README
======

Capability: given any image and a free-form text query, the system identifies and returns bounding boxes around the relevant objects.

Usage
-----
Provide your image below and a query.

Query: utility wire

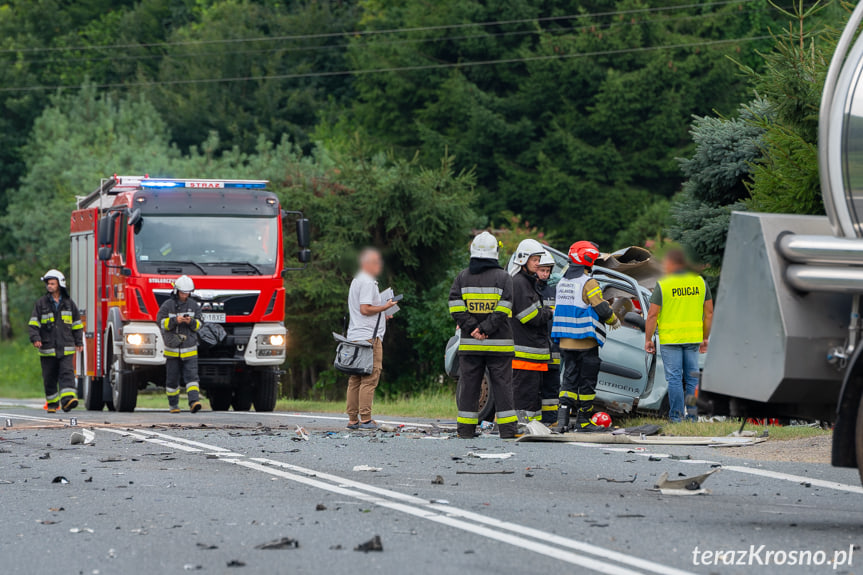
[0,0,757,55]
[0,35,770,93]
[7,8,774,66]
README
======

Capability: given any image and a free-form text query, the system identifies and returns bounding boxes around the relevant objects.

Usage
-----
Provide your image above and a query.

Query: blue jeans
[660,343,700,423]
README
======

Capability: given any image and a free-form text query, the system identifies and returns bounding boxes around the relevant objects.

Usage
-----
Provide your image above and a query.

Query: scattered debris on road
[69,527,94,533]
[183,564,202,571]
[525,421,551,436]
[467,452,514,459]
[654,469,719,496]
[255,537,299,550]
[196,543,218,550]
[354,535,383,552]
[51,476,68,484]
[456,470,514,475]
[70,429,95,445]
[597,474,637,483]
[316,503,327,511]
[294,425,309,441]
[431,475,445,485]
[226,559,246,567]
[352,465,382,472]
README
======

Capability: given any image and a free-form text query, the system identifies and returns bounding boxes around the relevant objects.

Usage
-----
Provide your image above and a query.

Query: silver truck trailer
[700,3,863,483]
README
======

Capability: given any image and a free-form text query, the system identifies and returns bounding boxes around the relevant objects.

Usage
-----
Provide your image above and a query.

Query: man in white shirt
[345,248,396,429]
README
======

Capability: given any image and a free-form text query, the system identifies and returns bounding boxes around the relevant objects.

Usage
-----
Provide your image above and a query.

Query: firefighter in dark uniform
[552,242,620,432]
[536,251,561,425]
[156,275,203,414]
[509,239,554,422]
[28,270,83,413]
[448,232,518,439]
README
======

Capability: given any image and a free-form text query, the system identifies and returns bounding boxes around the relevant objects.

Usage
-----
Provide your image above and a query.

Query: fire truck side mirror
[128,208,142,227]
[296,218,311,249]
[297,249,311,264]
[98,216,115,246]
[98,246,112,261]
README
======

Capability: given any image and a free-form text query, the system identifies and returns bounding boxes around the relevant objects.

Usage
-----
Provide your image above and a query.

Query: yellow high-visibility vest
[656,272,706,345]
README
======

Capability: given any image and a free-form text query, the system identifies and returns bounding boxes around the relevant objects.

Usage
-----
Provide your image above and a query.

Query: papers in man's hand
[381,288,400,316]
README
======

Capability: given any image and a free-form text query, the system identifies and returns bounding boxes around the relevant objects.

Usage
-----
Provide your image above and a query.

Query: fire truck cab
[69,175,310,412]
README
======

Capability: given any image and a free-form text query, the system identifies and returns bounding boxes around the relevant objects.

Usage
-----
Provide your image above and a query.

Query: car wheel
[477,369,495,423]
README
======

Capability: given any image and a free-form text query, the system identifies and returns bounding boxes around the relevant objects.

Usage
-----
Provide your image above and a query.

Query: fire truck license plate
[201,312,226,323]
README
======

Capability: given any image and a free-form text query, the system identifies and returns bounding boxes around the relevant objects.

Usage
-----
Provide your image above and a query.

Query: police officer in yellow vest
[644,250,714,423]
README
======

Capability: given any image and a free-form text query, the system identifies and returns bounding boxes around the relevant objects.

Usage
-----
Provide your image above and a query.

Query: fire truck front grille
[199,364,233,386]
[222,294,259,316]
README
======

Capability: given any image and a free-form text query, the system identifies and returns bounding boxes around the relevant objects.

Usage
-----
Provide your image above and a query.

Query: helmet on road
[591,412,612,428]
[568,241,601,268]
[173,275,195,294]
[470,231,500,259]
[538,250,555,268]
[512,239,546,268]
[41,269,67,289]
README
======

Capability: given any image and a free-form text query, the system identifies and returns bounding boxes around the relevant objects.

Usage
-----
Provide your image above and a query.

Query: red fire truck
[69,175,310,412]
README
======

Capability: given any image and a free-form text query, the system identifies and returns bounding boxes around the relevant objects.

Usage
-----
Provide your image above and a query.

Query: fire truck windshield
[133,215,279,276]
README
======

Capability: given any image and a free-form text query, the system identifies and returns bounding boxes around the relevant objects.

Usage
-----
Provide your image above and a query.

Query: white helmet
[470,231,499,259]
[41,269,67,289]
[512,239,546,268]
[173,275,195,294]
[538,250,555,268]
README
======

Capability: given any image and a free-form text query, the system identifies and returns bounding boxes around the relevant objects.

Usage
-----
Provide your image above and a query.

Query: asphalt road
[1,402,862,575]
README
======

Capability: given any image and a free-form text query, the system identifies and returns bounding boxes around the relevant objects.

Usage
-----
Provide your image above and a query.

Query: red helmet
[568,241,600,267]
[591,412,612,428]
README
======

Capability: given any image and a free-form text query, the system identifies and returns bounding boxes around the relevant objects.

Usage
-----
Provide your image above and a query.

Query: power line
[7,7,773,66]
[0,0,757,55]
[0,35,770,93]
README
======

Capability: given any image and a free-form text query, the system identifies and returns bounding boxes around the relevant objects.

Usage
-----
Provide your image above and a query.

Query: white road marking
[252,458,694,575]
[0,411,690,575]
[566,443,863,494]
[722,465,863,494]
[230,459,653,575]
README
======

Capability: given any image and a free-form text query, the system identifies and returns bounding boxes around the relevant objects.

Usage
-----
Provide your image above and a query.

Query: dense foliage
[0,0,841,394]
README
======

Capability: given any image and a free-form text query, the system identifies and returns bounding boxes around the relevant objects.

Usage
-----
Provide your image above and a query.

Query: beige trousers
[346,338,383,421]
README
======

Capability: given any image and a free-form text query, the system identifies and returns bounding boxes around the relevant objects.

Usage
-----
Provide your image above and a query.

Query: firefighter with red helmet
[28,270,83,413]
[509,239,554,422]
[156,275,204,413]
[551,242,620,432]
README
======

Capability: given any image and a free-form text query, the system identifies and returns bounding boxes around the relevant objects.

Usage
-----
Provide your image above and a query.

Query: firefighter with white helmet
[156,275,204,413]
[535,250,561,424]
[509,239,554,422]
[28,269,84,413]
[448,231,518,439]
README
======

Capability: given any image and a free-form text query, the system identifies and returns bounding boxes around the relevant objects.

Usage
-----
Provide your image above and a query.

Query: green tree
[669,100,769,270]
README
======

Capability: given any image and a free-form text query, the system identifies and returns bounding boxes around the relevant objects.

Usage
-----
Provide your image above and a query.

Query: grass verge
[0,338,44,398]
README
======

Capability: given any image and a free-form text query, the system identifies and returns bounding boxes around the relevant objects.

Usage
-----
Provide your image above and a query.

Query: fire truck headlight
[126,333,144,346]
[268,334,285,346]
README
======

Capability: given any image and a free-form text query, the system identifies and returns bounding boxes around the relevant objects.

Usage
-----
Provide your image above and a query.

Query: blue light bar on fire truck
[112,175,268,190]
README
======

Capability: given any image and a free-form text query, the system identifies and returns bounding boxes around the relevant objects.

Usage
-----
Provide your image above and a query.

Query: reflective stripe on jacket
[656,272,706,345]
[509,270,552,369]
[156,295,203,353]
[28,293,83,357]
[449,264,515,356]
[551,273,607,347]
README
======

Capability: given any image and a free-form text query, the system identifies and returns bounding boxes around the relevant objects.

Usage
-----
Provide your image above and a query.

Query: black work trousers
[559,347,601,410]
[165,355,201,407]
[540,366,560,423]
[456,354,517,438]
[41,354,75,406]
[512,368,543,421]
